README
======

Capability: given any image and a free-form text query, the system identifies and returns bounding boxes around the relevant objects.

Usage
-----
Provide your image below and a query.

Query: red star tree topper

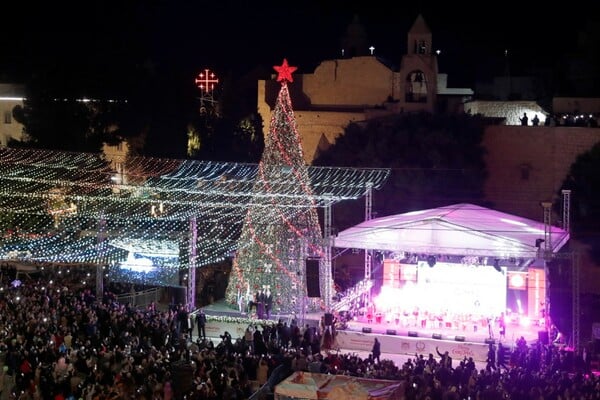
[273,58,297,83]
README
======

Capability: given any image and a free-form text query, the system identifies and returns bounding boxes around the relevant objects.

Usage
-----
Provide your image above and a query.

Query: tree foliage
[313,112,489,230]
[11,70,127,153]
[556,142,600,263]
[188,69,265,163]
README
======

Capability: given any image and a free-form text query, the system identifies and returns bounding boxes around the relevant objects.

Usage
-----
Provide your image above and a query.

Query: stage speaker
[455,335,466,342]
[432,333,442,340]
[538,330,549,345]
[306,259,321,297]
[362,327,372,333]
[386,329,397,335]
[427,255,437,268]
[324,313,334,326]
[170,286,186,305]
[485,338,496,345]
[408,331,418,337]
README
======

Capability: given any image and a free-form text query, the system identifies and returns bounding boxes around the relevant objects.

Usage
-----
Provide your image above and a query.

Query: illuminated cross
[369,46,375,55]
[195,68,219,93]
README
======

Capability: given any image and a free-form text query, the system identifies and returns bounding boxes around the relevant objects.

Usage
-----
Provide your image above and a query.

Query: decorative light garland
[0,125,389,287]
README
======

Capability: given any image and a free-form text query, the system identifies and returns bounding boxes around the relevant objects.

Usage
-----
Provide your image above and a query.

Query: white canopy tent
[333,203,570,259]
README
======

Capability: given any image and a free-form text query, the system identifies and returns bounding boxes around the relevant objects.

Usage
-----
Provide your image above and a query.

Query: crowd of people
[0,264,599,400]
[519,111,599,127]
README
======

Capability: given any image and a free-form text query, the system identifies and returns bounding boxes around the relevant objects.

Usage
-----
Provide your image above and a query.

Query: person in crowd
[175,303,190,340]
[436,346,453,369]
[486,342,497,371]
[321,327,333,353]
[371,337,381,364]
[520,112,529,125]
[1,264,599,400]
[497,342,509,370]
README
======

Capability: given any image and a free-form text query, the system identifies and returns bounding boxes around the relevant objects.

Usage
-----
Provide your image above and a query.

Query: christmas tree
[225,59,325,314]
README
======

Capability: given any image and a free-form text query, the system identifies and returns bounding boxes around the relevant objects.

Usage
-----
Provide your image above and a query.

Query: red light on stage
[195,68,219,92]
[383,259,400,287]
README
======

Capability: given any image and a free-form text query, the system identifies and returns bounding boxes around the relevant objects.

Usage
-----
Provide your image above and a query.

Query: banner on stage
[335,329,489,362]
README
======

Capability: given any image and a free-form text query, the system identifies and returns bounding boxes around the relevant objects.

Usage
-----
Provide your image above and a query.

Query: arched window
[405,70,428,103]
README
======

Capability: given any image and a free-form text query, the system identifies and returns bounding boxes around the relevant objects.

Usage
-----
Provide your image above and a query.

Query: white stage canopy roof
[333,203,570,259]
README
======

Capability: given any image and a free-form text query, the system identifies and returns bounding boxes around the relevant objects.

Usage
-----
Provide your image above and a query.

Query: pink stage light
[519,316,531,327]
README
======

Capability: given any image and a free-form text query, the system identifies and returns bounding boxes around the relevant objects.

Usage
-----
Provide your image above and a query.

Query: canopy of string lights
[0,147,390,270]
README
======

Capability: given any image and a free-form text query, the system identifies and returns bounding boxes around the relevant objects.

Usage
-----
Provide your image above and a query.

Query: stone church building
[257,14,473,164]
[257,14,600,224]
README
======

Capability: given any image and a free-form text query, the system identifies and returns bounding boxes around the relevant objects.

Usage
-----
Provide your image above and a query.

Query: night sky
[1,1,591,91]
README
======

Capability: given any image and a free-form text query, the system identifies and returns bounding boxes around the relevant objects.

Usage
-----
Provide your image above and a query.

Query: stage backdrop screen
[109,251,180,287]
[376,261,507,319]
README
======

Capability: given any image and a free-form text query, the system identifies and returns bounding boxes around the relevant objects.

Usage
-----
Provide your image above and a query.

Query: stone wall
[482,125,600,221]
[0,99,24,146]
[553,97,600,114]
[303,57,395,106]
[257,79,368,164]
[294,110,366,163]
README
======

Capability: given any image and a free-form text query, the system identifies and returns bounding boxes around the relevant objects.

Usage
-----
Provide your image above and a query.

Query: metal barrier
[115,288,162,309]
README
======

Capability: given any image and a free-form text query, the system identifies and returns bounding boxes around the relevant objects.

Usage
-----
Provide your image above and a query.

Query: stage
[344,312,542,346]
[199,300,544,346]
[199,300,545,364]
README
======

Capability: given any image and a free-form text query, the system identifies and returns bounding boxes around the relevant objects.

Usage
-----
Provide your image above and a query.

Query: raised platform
[200,300,542,344]
[199,304,492,363]
[200,300,323,326]
[335,329,491,362]
[345,314,541,346]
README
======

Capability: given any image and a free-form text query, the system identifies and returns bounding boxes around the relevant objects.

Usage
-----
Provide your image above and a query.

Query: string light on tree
[225,58,327,314]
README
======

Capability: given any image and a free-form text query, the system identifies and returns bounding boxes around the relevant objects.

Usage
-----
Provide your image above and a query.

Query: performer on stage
[498,312,506,340]
[237,290,246,314]
[366,302,374,324]
[265,289,273,319]
[256,290,265,319]
[487,317,494,339]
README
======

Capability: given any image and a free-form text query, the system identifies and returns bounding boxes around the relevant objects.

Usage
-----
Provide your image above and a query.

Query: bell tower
[407,14,432,55]
[399,14,438,113]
